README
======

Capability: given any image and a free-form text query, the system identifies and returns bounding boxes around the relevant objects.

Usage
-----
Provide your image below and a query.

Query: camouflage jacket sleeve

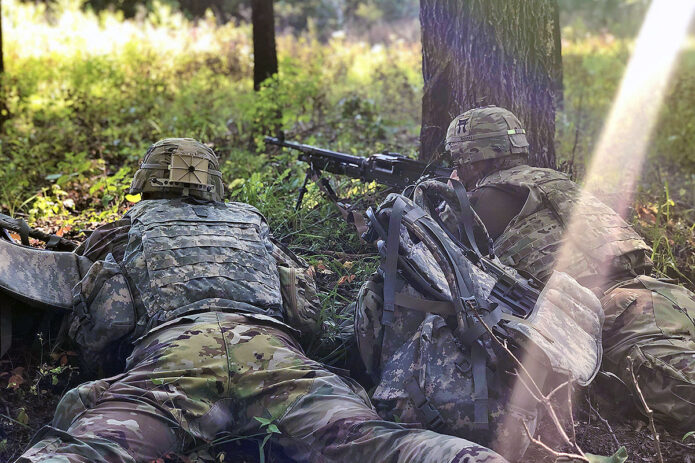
[270,238,322,337]
[74,218,132,262]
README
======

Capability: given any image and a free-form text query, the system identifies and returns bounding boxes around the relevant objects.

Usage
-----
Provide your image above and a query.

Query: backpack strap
[381,198,407,327]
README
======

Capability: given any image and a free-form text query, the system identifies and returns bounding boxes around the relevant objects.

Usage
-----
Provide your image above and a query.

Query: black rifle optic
[264,136,452,209]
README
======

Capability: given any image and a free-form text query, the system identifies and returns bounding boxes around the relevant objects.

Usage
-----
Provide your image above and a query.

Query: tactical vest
[354,189,604,461]
[68,198,284,364]
[478,166,652,287]
[124,199,284,331]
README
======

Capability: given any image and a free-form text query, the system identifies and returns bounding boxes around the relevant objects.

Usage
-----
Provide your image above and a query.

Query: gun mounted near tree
[264,135,452,209]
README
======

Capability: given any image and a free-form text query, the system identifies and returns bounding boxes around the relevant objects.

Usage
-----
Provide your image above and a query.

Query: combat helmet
[445,105,529,165]
[130,138,224,201]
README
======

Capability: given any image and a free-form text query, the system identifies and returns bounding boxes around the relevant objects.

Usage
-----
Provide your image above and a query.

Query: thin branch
[629,363,664,463]
[470,306,584,455]
[522,421,589,462]
[567,380,578,448]
[586,394,620,449]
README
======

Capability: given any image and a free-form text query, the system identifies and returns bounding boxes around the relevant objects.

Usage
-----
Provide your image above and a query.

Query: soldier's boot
[16,313,506,463]
[601,276,695,430]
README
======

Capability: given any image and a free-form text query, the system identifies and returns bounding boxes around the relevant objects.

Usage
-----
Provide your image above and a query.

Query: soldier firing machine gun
[265,135,541,321]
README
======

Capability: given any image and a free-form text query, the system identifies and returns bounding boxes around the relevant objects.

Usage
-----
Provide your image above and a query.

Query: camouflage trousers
[16,312,505,463]
[601,276,695,429]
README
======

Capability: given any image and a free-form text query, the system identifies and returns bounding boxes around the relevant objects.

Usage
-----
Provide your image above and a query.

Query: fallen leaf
[337,274,356,285]
[7,374,24,389]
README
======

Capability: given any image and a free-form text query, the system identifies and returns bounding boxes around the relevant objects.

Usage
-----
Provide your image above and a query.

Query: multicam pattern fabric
[477,165,652,285]
[17,312,506,463]
[601,276,695,430]
[476,164,695,427]
[445,106,529,165]
[16,193,509,463]
[130,138,224,202]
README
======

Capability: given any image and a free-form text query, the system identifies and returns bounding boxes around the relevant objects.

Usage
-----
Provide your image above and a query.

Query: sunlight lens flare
[583,0,695,209]
[494,1,695,456]
[555,1,695,278]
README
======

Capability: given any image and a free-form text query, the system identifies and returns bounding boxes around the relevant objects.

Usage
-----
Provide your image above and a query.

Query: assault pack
[352,180,604,460]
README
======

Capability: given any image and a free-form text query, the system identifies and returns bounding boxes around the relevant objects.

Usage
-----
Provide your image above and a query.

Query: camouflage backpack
[354,182,604,460]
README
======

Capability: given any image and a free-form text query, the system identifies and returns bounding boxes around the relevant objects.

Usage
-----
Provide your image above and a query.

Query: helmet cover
[130,138,224,201]
[445,106,529,165]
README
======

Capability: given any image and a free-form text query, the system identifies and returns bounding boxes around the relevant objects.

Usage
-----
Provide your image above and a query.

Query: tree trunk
[0,0,3,76]
[251,0,278,91]
[0,0,7,128]
[420,0,562,168]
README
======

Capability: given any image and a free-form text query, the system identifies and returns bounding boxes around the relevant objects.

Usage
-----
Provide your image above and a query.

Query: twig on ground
[0,412,32,430]
[629,362,664,463]
[522,421,589,463]
[586,394,620,449]
[567,380,579,447]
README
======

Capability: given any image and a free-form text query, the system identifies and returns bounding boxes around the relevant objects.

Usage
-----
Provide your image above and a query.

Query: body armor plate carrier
[478,166,652,286]
[124,199,284,332]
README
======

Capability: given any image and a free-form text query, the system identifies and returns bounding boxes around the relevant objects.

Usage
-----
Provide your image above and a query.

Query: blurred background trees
[251,0,278,90]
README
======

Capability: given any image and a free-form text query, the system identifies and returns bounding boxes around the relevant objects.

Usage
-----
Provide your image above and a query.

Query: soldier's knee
[52,379,111,430]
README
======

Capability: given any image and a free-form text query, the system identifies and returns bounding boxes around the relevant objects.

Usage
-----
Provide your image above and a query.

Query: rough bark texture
[420,0,562,167]
[251,0,278,91]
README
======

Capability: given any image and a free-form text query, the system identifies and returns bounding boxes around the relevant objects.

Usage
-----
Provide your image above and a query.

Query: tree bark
[420,0,563,168]
[0,0,3,76]
[0,0,7,128]
[251,0,278,91]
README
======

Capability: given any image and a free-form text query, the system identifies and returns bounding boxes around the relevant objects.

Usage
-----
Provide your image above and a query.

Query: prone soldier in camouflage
[16,138,507,463]
[445,106,695,430]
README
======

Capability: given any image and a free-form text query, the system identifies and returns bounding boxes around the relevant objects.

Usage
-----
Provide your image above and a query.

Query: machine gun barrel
[264,136,452,191]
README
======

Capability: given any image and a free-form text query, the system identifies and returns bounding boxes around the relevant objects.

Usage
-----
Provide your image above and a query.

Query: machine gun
[0,212,77,251]
[265,136,540,319]
[265,136,452,209]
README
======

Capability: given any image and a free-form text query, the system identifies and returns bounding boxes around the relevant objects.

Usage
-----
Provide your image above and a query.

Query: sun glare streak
[582,1,695,209]
[494,2,695,456]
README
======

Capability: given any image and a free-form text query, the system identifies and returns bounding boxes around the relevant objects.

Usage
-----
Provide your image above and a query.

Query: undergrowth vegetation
[1,1,695,458]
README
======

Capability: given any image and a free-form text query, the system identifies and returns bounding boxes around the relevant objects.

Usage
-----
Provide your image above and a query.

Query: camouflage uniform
[475,166,695,430]
[16,139,506,463]
[445,107,695,429]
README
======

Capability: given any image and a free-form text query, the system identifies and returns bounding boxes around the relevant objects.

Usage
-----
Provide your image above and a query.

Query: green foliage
[585,446,628,463]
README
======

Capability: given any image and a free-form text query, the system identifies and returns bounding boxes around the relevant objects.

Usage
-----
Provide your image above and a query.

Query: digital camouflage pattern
[445,106,529,166]
[123,198,285,333]
[353,192,603,461]
[68,254,136,367]
[271,239,323,337]
[0,239,92,358]
[477,165,652,286]
[0,237,91,310]
[504,270,604,386]
[18,312,507,463]
[601,276,695,430]
[475,163,695,428]
[130,138,224,202]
